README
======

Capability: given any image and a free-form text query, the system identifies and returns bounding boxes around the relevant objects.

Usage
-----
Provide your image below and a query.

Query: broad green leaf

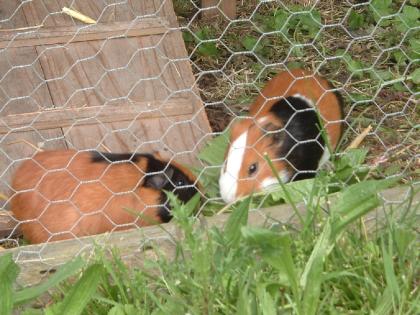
[57,264,104,315]
[334,148,369,182]
[224,196,250,246]
[0,253,19,315]
[267,178,315,204]
[370,0,393,22]
[198,129,230,166]
[256,284,277,315]
[332,178,398,233]
[195,27,212,40]
[381,238,401,304]
[109,304,138,315]
[342,53,365,76]
[410,68,420,84]
[299,11,322,37]
[335,148,369,170]
[287,61,304,69]
[109,304,126,315]
[392,50,407,65]
[376,69,394,81]
[274,9,288,30]
[241,35,258,51]
[197,42,219,57]
[14,257,85,305]
[184,192,201,215]
[348,10,365,31]
[408,37,420,60]
[332,177,397,216]
[182,31,194,43]
[399,5,420,28]
[242,227,298,292]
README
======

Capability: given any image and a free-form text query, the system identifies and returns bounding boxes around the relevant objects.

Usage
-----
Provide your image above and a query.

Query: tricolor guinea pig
[219,69,344,203]
[11,150,198,244]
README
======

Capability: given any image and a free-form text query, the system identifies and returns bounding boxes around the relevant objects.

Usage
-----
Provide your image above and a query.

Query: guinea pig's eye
[176,178,185,186]
[248,163,258,176]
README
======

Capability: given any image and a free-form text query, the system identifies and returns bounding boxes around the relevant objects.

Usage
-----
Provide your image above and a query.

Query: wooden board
[1,185,417,287]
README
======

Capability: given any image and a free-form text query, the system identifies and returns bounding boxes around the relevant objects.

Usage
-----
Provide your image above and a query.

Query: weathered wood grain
[1,185,417,287]
[0,18,168,49]
[0,14,67,196]
[0,99,193,133]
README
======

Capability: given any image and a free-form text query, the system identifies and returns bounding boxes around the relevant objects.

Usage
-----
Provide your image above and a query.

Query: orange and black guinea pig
[219,68,344,203]
[10,150,199,244]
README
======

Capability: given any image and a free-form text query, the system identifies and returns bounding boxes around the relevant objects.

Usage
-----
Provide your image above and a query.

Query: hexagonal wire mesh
[0,0,418,281]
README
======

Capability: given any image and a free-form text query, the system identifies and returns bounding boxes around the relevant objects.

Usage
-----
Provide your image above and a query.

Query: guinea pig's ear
[262,122,284,146]
[146,167,175,189]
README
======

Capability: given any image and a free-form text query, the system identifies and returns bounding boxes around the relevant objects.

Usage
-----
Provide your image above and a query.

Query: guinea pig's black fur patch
[269,96,325,180]
[90,151,143,163]
[90,151,197,222]
[143,156,198,223]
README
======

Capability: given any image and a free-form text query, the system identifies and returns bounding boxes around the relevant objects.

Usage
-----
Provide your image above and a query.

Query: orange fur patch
[10,150,177,244]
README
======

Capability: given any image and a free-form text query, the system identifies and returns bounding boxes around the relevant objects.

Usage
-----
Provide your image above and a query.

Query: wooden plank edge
[0,18,169,49]
[0,185,417,286]
[0,98,194,134]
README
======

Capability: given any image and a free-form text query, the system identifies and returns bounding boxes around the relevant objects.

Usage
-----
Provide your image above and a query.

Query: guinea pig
[10,150,198,244]
[219,68,344,203]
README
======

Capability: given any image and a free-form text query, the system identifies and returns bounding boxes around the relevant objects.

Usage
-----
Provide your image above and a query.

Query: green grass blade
[236,284,251,315]
[0,253,19,315]
[57,263,104,315]
[99,254,129,305]
[14,257,85,305]
[373,286,393,315]
[381,237,401,306]
[20,309,43,315]
[300,222,333,315]
[264,154,304,225]
[256,284,277,315]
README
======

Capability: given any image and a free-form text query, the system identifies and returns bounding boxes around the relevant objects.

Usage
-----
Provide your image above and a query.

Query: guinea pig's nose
[219,172,237,204]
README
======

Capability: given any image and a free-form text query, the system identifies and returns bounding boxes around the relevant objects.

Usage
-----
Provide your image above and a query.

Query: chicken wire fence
[0,0,418,277]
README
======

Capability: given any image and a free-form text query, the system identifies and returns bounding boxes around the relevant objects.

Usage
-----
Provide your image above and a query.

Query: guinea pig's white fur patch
[318,147,330,168]
[219,131,247,203]
[260,171,290,191]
